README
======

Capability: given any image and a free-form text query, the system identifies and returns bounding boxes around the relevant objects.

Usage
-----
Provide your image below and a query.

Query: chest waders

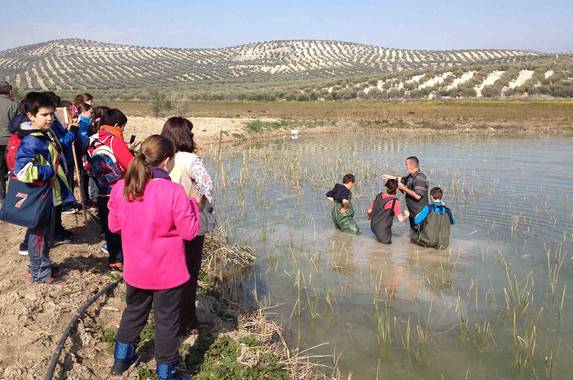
[415,204,452,249]
[332,201,360,235]
[370,194,396,244]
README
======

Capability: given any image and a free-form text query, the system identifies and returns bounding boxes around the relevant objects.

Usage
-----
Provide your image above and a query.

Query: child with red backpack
[87,108,133,271]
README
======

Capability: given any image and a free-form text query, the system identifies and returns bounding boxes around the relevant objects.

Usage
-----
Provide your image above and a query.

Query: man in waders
[383,156,429,239]
[367,179,410,244]
[413,187,455,249]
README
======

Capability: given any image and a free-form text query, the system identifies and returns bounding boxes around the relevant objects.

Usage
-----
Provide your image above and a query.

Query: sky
[1,0,571,53]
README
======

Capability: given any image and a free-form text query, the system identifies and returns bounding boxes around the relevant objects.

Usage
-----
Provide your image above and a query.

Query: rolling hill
[0,38,541,92]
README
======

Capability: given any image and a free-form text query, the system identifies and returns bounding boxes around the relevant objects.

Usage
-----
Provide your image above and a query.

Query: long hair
[161,116,197,153]
[123,135,175,201]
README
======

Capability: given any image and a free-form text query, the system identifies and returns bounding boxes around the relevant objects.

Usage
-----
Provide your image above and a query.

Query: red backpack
[5,134,22,175]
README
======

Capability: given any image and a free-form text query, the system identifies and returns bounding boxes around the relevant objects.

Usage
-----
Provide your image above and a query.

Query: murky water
[205,133,573,379]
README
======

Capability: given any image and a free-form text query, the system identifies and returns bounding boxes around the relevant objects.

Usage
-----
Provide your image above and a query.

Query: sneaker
[111,341,139,375]
[19,242,28,256]
[30,276,64,285]
[27,264,61,279]
[156,363,190,380]
[53,233,72,244]
[109,262,124,272]
[101,243,109,255]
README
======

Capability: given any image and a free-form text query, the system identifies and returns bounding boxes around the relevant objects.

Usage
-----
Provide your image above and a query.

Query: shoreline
[124,115,573,149]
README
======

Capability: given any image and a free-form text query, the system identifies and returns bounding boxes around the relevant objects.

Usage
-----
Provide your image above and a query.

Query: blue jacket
[77,114,92,151]
[14,123,75,206]
[414,201,456,225]
[50,120,76,173]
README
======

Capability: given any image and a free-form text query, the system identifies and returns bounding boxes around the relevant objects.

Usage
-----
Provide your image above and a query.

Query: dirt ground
[0,215,233,380]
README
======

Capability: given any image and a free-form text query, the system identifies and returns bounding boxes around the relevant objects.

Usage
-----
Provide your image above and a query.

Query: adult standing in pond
[383,156,429,238]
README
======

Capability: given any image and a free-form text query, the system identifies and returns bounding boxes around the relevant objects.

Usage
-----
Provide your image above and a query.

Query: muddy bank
[124,115,573,150]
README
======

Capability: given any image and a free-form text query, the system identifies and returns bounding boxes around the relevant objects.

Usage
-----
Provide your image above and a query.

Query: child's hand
[404,209,410,218]
[69,119,80,131]
[367,209,372,219]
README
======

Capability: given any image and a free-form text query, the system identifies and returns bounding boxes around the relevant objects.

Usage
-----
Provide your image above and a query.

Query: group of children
[326,158,455,249]
[1,88,214,379]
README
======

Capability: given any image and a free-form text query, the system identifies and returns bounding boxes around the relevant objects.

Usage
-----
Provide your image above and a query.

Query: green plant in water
[503,270,533,318]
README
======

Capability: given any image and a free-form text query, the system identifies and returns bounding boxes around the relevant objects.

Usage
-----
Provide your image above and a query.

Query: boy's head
[342,173,355,189]
[24,92,56,130]
[405,156,420,174]
[385,179,398,194]
[101,108,128,130]
[430,187,443,201]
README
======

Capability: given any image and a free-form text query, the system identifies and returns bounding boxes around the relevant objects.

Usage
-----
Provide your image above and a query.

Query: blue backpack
[86,135,122,188]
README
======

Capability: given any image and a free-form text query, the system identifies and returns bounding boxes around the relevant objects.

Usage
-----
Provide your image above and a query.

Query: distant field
[106,99,573,122]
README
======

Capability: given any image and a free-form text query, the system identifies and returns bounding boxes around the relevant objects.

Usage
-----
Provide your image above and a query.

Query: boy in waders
[367,179,410,244]
[326,174,359,234]
[413,187,455,249]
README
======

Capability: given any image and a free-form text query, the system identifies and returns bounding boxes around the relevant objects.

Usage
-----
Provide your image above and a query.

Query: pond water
[205,133,573,379]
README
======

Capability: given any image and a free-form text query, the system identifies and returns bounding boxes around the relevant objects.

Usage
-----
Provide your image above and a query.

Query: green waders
[414,212,451,249]
[332,201,360,235]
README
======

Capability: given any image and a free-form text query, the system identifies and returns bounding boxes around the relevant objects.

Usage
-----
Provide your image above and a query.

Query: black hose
[44,277,123,380]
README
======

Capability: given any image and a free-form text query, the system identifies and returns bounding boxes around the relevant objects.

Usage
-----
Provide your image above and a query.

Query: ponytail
[123,135,175,201]
[124,153,151,201]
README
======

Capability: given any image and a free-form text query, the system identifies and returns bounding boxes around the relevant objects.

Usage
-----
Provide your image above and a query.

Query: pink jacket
[108,177,200,289]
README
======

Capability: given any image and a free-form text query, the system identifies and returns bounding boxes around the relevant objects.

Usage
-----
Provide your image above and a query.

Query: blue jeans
[28,204,55,282]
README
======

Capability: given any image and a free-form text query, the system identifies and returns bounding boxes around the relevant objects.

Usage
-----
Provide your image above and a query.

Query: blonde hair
[123,135,175,201]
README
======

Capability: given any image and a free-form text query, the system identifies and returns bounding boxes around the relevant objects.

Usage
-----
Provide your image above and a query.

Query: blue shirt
[414,201,456,225]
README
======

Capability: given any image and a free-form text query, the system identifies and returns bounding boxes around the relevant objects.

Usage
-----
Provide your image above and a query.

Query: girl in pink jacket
[108,134,199,380]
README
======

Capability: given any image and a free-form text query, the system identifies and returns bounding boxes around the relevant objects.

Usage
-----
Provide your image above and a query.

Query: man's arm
[398,181,422,200]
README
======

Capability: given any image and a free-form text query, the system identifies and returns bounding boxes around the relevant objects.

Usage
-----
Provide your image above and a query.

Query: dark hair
[78,103,92,114]
[430,187,443,200]
[43,91,61,107]
[342,173,355,184]
[161,116,196,153]
[124,135,175,201]
[385,179,398,194]
[73,94,86,107]
[0,81,12,95]
[23,92,56,116]
[92,106,110,132]
[101,108,128,127]
[83,93,93,102]
[406,156,419,167]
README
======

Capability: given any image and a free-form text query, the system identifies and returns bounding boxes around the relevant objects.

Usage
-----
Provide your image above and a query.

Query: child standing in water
[108,135,199,380]
[368,179,410,244]
[413,187,455,249]
[326,173,359,234]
